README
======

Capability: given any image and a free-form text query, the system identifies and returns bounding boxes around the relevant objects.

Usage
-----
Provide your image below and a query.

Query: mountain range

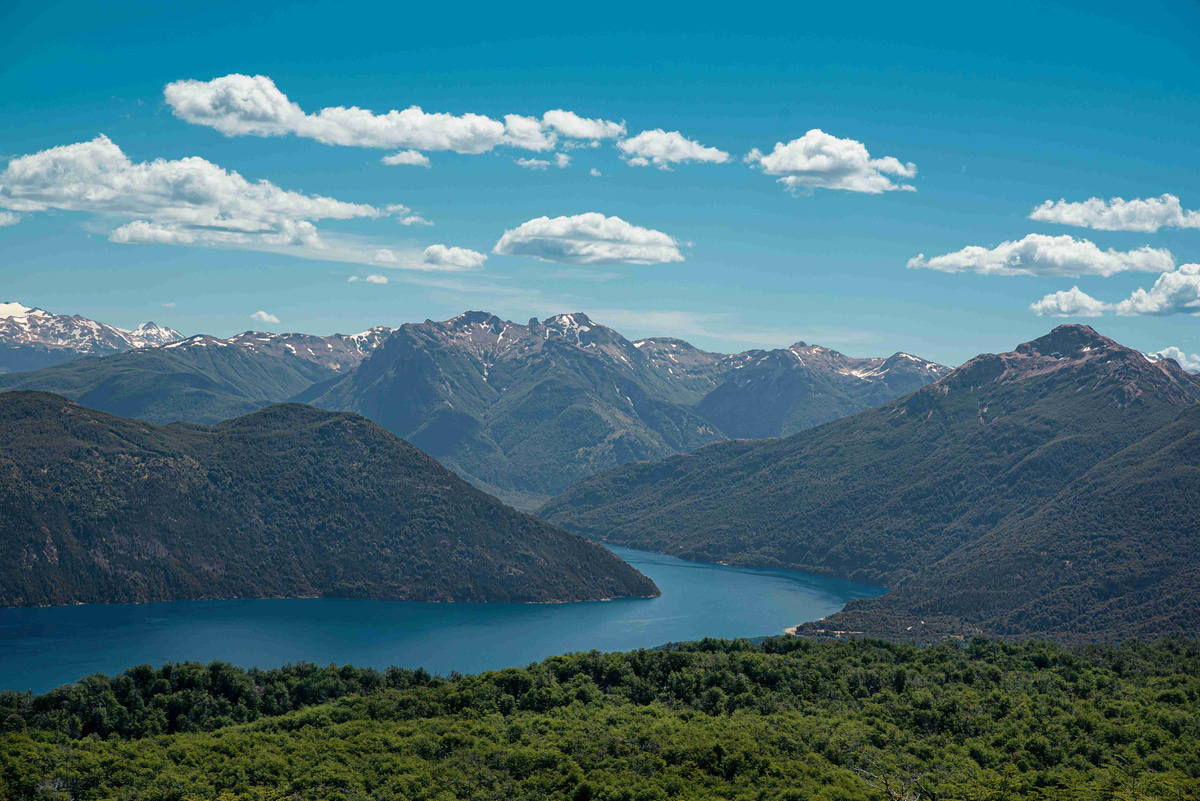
[0,326,391,425]
[0,306,948,507]
[0,391,657,607]
[0,302,183,373]
[305,311,950,505]
[540,325,1200,642]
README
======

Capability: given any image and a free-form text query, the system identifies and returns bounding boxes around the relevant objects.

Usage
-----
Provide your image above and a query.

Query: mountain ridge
[0,391,658,607]
[0,302,184,373]
[539,325,1200,641]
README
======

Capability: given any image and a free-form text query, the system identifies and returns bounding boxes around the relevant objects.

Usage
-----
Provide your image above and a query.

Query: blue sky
[2,0,1198,366]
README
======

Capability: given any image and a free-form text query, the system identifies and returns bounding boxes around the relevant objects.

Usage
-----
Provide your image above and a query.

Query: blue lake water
[0,546,885,693]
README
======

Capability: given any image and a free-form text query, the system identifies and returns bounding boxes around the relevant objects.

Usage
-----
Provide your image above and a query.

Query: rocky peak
[1016,324,1119,360]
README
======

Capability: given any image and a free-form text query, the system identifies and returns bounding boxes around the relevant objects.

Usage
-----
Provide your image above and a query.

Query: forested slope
[541,326,1200,641]
[2,637,1197,800]
[0,391,657,606]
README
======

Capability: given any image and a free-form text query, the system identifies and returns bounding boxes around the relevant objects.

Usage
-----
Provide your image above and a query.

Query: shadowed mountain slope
[0,392,658,607]
[540,326,1200,640]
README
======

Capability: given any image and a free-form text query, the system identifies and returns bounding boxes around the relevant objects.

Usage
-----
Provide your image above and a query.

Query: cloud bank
[745,129,916,194]
[1030,194,1200,233]
[908,234,1174,277]
[493,213,684,265]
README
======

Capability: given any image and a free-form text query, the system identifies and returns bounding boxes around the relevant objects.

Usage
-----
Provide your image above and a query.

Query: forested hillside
[0,391,657,606]
[541,326,1200,641]
[2,637,1197,800]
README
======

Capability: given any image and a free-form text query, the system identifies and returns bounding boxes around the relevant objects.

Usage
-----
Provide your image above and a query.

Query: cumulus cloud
[503,114,557,151]
[0,212,19,226]
[1029,286,1111,317]
[1030,194,1200,233]
[165,74,511,154]
[493,213,684,265]
[381,150,431,167]
[516,158,551,171]
[554,153,571,168]
[590,168,602,177]
[421,244,488,269]
[907,234,1174,277]
[369,244,487,271]
[0,135,466,270]
[165,74,624,160]
[349,274,388,284]
[0,134,386,248]
[1146,346,1200,373]
[162,302,177,309]
[542,110,625,141]
[250,310,280,323]
[745,129,917,194]
[617,129,730,169]
[1113,263,1200,316]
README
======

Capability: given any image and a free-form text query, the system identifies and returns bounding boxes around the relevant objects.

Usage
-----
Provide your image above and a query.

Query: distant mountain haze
[540,325,1200,642]
[1,306,948,508]
[0,392,658,607]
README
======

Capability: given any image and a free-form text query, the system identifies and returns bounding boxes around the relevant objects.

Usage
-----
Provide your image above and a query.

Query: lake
[0,546,885,693]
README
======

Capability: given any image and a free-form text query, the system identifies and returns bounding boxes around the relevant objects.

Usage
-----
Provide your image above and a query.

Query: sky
[1,0,1198,367]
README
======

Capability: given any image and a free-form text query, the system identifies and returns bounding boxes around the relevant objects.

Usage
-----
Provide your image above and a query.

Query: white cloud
[1029,286,1111,317]
[0,135,466,270]
[907,234,1174,277]
[1114,263,1200,316]
[1030,194,1200,233]
[1146,346,1200,373]
[617,129,730,169]
[745,129,917,194]
[0,211,19,226]
[165,74,513,154]
[165,74,626,160]
[516,154,570,171]
[381,150,431,167]
[493,213,684,265]
[542,110,625,141]
[250,310,280,323]
[502,114,557,152]
[0,134,384,247]
[162,302,176,309]
[421,244,488,269]
[349,274,388,284]
[369,244,485,271]
[590,168,602,177]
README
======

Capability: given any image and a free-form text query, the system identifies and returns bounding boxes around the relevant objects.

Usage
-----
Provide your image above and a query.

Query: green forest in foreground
[2,638,1198,800]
